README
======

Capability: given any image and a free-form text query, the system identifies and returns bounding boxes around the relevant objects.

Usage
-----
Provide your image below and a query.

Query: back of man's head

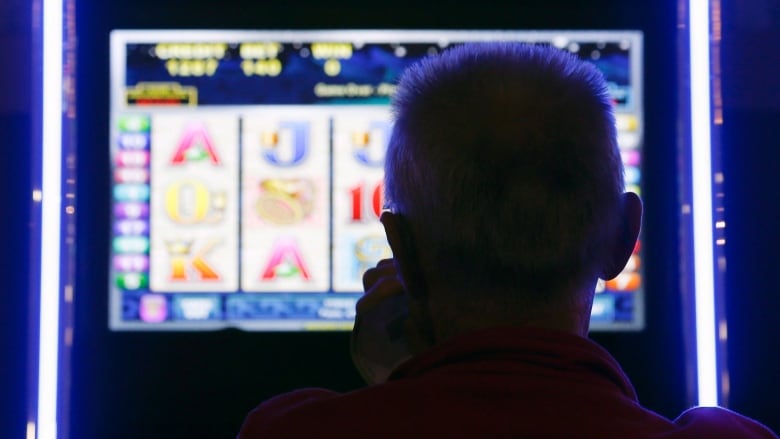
[385,42,625,320]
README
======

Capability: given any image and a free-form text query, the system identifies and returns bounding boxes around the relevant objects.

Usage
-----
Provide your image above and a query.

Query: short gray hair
[385,42,624,308]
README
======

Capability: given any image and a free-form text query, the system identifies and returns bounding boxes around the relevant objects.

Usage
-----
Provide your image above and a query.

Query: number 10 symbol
[349,181,383,222]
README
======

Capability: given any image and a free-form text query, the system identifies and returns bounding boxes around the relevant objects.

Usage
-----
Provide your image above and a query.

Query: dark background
[1,0,777,437]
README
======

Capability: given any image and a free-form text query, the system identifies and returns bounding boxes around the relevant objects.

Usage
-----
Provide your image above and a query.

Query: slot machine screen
[109,30,644,331]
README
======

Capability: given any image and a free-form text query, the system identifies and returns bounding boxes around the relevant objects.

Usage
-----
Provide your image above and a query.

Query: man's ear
[600,192,643,280]
[380,211,428,300]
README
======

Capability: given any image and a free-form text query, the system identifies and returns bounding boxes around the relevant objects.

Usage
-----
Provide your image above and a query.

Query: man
[239,42,777,438]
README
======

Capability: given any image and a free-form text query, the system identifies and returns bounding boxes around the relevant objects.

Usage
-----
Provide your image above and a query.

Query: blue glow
[38,0,63,437]
[689,0,719,407]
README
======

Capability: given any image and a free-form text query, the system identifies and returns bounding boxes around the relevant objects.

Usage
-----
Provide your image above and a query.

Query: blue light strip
[688,0,719,406]
[37,0,64,437]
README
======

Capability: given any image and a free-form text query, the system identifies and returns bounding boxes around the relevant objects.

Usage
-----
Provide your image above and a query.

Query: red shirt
[239,327,777,438]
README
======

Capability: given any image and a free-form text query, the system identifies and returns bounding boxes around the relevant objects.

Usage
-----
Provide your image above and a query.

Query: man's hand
[356,258,404,317]
[350,259,414,385]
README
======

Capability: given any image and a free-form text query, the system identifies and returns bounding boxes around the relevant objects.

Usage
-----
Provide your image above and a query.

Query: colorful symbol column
[148,114,240,303]
[608,113,642,294]
[112,115,156,319]
[331,108,392,292]
[241,109,330,293]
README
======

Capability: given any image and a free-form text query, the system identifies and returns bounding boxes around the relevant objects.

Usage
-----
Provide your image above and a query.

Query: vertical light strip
[39,0,63,436]
[689,0,718,406]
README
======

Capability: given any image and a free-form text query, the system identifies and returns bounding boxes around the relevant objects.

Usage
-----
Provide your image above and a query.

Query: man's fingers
[362,258,397,291]
[358,258,405,314]
[356,275,404,314]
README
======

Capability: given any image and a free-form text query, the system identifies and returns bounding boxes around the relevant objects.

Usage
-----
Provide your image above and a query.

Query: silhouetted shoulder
[237,388,338,438]
[671,406,778,438]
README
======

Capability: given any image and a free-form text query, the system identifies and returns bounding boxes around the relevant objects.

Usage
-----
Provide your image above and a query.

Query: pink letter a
[261,238,311,281]
[170,123,222,165]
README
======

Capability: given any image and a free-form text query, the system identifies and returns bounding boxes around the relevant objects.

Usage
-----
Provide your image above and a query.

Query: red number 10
[350,182,383,221]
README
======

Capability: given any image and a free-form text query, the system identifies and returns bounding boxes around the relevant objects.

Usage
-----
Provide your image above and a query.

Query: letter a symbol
[261,237,311,281]
[170,122,222,165]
